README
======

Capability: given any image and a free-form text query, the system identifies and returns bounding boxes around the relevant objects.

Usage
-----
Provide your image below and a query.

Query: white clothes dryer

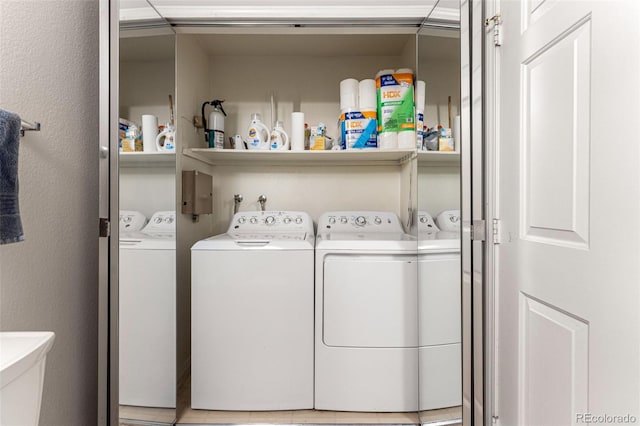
[314,211,418,412]
[119,211,176,408]
[417,211,461,410]
[191,211,315,410]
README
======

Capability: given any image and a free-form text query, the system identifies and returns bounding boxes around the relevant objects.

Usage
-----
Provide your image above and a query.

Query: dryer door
[323,253,418,348]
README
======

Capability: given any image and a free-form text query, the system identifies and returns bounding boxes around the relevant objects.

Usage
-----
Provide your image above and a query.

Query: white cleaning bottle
[246,113,270,150]
[270,121,289,151]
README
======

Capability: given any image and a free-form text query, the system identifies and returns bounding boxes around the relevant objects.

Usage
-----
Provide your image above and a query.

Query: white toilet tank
[0,332,55,426]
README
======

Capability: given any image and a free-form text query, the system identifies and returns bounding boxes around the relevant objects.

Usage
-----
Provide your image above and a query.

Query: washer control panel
[318,211,404,233]
[416,211,439,235]
[119,210,147,233]
[230,211,313,234]
[142,211,176,233]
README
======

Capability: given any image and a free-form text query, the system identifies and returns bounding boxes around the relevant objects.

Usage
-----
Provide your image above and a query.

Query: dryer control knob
[265,216,275,225]
[355,216,366,226]
[250,217,258,224]
[283,217,292,224]
[420,216,427,223]
[295,216,303,224]
[341,216,348,224]
[329,217,336,224]
[238,216,246,224]
[374,217,382,224]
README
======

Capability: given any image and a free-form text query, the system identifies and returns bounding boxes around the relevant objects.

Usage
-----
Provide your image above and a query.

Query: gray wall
[0,1,99,425]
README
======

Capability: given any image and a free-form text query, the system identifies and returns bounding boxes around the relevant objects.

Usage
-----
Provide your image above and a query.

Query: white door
[495,1,640,425]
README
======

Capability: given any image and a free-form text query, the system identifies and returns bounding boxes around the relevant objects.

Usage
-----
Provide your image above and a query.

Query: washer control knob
[420,216,427,223]
[355,216,366,226]
[265,216,275,225]
[238,216,246,224]
[329,217,336,224]
[295,216,303,224]
[250,217,258,224]
[341,216,348,224]
[374,217,382,225]
[283,217,292,224]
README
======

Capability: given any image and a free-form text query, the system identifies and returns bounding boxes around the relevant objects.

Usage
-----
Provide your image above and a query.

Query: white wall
[119,167,176,218]
[0,1,98,425]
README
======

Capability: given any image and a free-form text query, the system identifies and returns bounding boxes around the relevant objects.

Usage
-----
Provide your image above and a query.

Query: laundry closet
[118,11,461,425]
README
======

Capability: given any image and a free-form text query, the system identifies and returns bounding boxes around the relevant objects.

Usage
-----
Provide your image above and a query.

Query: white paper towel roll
[291,112,305,151]
[358,79,376,110]
[375,69,395,79]
[142,114,158,152]
[378,132,398,150]
[340,79,359,111]
[398,131,416,149]
[453,115,461,152]
[416,80,426,112]
[395,68,414,75]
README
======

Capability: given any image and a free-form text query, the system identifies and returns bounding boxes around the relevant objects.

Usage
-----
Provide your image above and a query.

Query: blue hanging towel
[0,109,24,244]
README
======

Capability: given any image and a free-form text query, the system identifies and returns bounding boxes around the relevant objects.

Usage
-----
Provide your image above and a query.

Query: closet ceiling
[120,0,459,26]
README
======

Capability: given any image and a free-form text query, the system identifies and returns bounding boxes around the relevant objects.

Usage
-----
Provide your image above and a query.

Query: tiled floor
[119,375,462,426]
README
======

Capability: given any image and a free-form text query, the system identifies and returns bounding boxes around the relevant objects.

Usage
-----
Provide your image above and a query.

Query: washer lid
[418,231,460,252]
[192,232,314,251]
[120,231,175,250]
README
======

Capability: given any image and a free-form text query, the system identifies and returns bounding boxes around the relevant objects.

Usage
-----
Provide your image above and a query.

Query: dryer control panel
[229,211,313,234]
[318,211,404,233]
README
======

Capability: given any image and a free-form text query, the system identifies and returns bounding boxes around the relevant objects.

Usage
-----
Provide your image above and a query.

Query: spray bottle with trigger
[201,99,227,149]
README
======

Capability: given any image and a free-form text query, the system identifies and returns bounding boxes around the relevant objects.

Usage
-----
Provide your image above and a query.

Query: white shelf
[119,151,176,167]
[417,151,460,166]
[183,148,416,167]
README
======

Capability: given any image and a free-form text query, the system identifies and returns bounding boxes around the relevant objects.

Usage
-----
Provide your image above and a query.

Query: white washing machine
[417,210,461,410]
[119,211,176,408]
[314,211,418,412]
[191,211,315,410]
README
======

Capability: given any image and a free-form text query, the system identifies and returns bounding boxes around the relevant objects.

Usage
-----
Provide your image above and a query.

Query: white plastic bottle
[247,113,271,150]
[270,121,290,150]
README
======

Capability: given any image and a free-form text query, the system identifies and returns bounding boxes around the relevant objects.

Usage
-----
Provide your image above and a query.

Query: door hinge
[99,218,111,238]
[492,218,501,244]
[471,220,486,241]
[485,13,502,46]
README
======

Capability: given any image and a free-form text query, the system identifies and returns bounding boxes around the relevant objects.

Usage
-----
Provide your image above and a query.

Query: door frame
[98,0,119,425]
[461,0,497,425]
[98,1,489,425]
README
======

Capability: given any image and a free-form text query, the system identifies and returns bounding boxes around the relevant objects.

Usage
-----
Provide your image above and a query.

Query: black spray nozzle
[212,99,227,116]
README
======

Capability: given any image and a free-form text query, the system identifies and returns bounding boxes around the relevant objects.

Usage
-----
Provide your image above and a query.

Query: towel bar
[20,120,40,137]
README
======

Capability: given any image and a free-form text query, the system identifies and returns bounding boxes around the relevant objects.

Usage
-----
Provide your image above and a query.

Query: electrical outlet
[193,115,204,128]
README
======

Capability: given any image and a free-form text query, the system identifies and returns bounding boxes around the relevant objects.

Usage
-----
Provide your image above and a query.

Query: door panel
[496,1,640,425]
[521,16,591,248]
[323,255,418,348]
[519,294,588,426]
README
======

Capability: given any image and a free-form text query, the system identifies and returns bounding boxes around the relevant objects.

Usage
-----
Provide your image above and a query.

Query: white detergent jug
[156,123,176,152]
[246,113,270,150]
[270,121,289,151]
